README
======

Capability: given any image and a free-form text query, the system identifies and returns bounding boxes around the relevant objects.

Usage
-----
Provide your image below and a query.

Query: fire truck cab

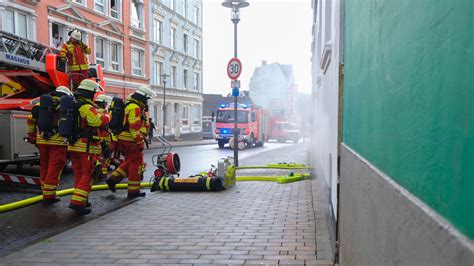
[214,104,268,149]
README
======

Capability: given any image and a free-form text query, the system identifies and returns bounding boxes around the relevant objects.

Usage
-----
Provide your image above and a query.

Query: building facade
[0,0,150,98]
[248,61,297,123]
[311,0,474,264]
[148,0,203,140]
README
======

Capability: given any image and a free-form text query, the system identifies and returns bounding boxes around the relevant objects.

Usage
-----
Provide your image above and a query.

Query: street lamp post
[160,73,170,138]
[222,0,249,167]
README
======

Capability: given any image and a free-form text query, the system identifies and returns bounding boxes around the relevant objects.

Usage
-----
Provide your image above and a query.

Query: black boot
[68,203,91,215]
[127,192,146,199]
[43,197,61,205]
[105,178,116,193]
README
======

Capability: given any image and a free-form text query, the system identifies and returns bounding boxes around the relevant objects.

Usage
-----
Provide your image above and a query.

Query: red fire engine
[0,30,105,171]
[214,103,268,149]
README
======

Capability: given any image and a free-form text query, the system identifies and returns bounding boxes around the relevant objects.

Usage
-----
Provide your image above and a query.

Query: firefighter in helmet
[59,29,91,90]
[68,80,111,215]
[27,86,74,204]
[106,86,156,198]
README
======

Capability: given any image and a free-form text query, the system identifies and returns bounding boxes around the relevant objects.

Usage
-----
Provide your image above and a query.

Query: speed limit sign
[227,58,242,80]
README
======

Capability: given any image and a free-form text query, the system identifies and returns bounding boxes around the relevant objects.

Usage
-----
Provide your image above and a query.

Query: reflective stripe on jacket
[59,41,90,71]
[117,99,147,143]
[68,98,111,154]
[27,97,67,146]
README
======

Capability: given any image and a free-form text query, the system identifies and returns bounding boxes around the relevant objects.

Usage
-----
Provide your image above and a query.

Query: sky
[203,0,313,95]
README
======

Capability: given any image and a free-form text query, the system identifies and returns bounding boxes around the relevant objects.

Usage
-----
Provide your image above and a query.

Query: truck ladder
[0,30,56,73]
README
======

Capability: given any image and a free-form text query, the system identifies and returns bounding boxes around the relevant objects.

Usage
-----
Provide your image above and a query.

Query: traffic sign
[227,58,242,80]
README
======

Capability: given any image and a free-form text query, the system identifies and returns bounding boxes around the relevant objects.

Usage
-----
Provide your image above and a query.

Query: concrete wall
[340,145,474,265]
[310,0,342,254]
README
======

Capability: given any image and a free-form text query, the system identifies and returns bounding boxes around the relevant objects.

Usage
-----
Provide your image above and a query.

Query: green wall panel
[343,0,473,238]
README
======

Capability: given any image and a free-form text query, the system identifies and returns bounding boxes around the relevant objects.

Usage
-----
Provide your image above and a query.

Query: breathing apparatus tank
[37,94,55,138]
[58,95,76,141]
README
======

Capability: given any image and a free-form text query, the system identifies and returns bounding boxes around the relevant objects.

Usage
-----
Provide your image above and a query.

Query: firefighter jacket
[59,41,91,71]
[27,96,67,146]
[68,98,111,154]
[117,99,148,143]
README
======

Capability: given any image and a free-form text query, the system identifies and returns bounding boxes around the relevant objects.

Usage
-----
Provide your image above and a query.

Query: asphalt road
[0,142,292,257]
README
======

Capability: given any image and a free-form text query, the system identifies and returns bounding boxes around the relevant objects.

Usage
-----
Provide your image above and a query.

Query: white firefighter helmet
[55,86,73,96]
[77,79,99,92]
[135,85,156,99]
[95,94,112,105]
[70,29,82,40]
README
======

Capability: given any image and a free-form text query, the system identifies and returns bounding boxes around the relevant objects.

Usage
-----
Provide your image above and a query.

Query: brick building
[0,0,150,97]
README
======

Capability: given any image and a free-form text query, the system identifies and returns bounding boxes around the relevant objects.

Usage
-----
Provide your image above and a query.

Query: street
[0,142,294,257]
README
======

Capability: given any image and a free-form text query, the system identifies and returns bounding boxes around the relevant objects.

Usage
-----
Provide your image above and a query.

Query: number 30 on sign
[227,58,242,80]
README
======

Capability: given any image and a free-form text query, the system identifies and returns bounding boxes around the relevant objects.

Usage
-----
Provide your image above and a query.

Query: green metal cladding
[343,0,473,238]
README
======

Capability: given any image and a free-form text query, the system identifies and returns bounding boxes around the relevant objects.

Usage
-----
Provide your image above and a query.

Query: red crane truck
[0,30,105,172]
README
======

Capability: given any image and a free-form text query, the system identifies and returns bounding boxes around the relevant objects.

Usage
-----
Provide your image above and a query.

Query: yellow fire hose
[235,163,314,170]
[0,182,152,213]
[237,173,311,183]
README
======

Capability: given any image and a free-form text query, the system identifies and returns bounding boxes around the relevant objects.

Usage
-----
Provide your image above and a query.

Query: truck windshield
[216,110,249,123]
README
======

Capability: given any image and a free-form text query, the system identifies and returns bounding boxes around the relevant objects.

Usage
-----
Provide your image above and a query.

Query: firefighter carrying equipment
[117,98,148,143]
[38,144,67,200]
[0,182,152,213]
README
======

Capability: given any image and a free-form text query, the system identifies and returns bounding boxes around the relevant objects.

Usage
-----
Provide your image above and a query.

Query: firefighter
[27,86,74,204]
[68,80,111,215]
[59,29,91,90]
[105,86,156,198]
[94,94,114,179]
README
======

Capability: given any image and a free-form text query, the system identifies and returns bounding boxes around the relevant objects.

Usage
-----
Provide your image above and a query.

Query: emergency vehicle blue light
[220,104,226,108]
[241,104,248,108]
[222,129,228,134]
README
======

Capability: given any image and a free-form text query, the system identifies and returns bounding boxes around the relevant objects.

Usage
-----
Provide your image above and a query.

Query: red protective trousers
[38,144,67,200]
[70,70,89,89]
[70,152,95,207]
[109,140,144,195]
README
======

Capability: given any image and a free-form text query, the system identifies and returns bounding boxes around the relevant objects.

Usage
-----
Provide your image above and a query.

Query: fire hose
[0,182,152,213]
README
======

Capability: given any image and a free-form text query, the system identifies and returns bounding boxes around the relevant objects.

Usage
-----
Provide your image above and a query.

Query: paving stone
[244,259,280,264]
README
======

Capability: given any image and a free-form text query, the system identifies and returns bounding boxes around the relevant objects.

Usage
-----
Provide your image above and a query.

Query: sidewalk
[1,144,333,265]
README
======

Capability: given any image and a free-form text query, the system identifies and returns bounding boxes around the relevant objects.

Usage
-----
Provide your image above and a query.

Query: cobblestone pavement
[1,144,333,265]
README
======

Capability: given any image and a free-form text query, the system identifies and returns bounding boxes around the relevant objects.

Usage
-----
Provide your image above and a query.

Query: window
[194,39,199,58]
[183,69,188,90]
[132,49,144,76]
[95,0,105,13]
[183,0,188,18]
[110,0,120,19]
[171,66,177,88]
[193,72,200,91]
[95,38,105,67]
[183,34,188,54]
[131,0,143,28]
[153,19,162,43]
[3,9,28,38]
[171,28,176,49]
[74,0,86,6]
[110,43,120,71]
[193,6,200,25]
[153,61,162,85]
[181,106,189,126]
